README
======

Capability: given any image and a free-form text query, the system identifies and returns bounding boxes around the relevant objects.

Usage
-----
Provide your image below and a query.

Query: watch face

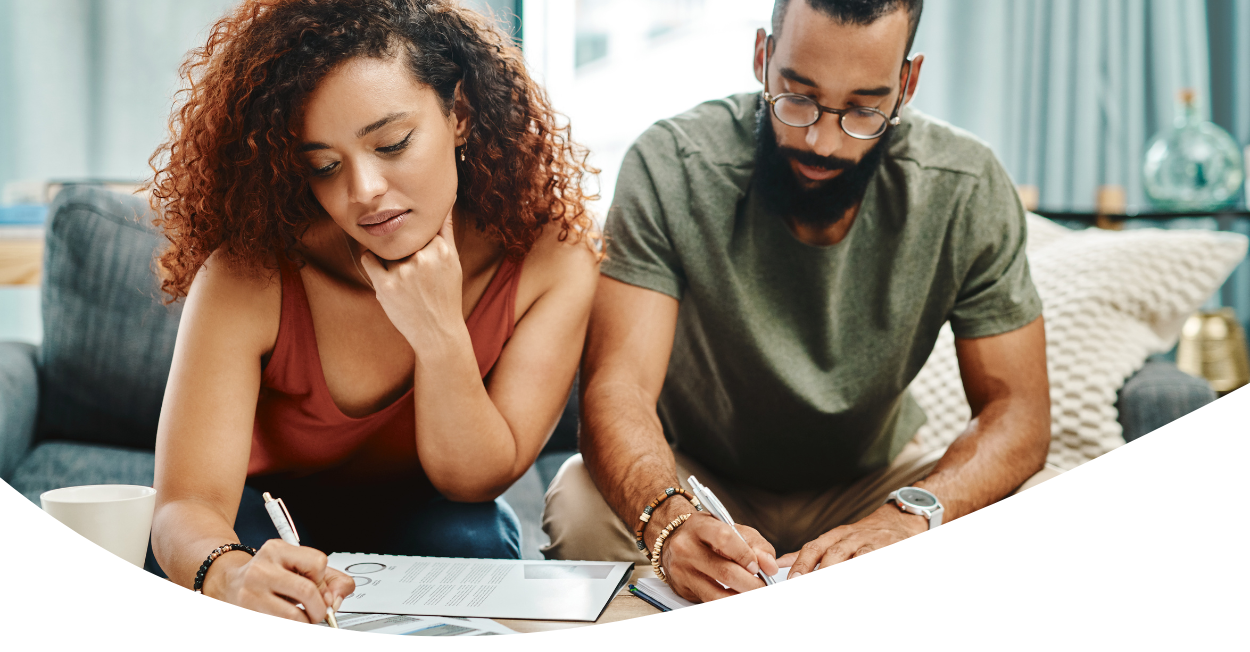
[898,487,937,508]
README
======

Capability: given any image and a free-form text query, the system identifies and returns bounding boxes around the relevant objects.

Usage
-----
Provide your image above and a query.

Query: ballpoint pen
[686,476,776,587]
[263,492,339,629]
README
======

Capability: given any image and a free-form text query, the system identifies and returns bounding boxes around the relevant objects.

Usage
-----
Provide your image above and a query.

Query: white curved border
[4,388,1247,650]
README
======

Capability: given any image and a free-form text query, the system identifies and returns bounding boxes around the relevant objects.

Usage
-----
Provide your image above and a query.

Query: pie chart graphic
[352,576,372,587]
[345,562,387,574]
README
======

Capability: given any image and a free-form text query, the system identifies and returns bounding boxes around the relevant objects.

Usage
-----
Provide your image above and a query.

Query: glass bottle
[1142,89,1245,211]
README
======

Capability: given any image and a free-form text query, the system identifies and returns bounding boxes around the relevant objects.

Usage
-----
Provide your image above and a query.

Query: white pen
[687,476,777,587]
[263,492,339,628]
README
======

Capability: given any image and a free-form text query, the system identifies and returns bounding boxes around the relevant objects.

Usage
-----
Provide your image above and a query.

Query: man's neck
[783,203,861,246]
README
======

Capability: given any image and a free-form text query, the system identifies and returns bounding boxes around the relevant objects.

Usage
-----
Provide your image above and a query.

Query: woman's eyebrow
[356,111,410,138]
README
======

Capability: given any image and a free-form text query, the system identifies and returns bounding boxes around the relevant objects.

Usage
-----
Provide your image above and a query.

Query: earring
[459,144,467,162]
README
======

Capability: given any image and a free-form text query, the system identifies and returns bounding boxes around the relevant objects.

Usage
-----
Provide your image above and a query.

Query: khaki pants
[542,442,1061,576]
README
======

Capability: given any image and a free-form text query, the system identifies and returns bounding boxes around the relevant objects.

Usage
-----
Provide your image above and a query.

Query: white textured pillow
[909,215,1248,469]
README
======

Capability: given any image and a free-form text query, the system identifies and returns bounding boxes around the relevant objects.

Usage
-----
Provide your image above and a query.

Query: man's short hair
[772,0,924,55]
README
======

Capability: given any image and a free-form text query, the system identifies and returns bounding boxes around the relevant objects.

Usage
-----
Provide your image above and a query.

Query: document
[328,553,633,621]
[635,567,790,611]
[330,612,517,636]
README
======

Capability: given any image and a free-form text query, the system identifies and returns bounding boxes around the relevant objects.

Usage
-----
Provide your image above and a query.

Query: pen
[263,492,339,629]
[628,584,671,612]
[686,476,776,587]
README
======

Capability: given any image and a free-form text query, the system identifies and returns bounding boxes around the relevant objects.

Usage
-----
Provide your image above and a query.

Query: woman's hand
[359,209,465,348]
[204,540,355,624]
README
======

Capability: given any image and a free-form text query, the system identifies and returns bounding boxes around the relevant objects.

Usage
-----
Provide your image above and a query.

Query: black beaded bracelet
[193,543,257,594]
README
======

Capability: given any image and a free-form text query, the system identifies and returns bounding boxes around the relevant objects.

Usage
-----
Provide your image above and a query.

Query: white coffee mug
[41,484,157,567]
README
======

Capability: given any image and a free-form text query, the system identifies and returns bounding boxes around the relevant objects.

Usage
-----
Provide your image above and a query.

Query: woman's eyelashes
[376,129,414,154]
[309,130,415,177]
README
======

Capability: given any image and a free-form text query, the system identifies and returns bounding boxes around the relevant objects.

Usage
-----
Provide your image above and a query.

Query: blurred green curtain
[910,0,1249,212]
[0,0,238,193]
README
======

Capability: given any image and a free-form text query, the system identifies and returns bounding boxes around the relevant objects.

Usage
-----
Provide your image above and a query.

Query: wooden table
[493,593,662,634]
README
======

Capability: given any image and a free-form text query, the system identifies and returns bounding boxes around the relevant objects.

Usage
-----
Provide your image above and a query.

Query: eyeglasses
[761,34,914,140]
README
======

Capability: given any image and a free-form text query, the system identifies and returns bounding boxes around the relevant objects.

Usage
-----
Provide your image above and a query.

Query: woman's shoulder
[514,220,601,312]
[182,249,283,355]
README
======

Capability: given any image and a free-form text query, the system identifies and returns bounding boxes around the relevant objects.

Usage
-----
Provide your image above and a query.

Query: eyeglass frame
[761,34,915,140]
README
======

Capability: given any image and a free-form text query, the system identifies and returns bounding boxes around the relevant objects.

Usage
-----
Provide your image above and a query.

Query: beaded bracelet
[651,513,691,583]
[634,487,704,558]
[193,543,257,594]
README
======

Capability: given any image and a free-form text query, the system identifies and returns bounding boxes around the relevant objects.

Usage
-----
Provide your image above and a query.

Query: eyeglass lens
[773,96,888,137]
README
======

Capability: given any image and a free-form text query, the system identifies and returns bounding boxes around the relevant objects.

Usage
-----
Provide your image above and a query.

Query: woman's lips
[360,210,409,237]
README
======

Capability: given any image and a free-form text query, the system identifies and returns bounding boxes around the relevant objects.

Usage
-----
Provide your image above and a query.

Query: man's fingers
[786,539,829,579]
[684,532,764,594]
[673,568,737,604]
[775,551,798,568]
[696,518,761,576]
[738,525,779,577]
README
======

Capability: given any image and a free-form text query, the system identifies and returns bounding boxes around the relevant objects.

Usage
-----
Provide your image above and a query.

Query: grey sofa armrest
[1116,357,1216,443]
[0,342,39,481]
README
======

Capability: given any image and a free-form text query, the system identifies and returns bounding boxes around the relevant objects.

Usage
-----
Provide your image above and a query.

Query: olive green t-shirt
[602,93,1042,492]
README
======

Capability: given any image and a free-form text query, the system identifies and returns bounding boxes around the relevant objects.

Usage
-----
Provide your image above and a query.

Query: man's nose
[347,158,388,204]
[804,114,847,159]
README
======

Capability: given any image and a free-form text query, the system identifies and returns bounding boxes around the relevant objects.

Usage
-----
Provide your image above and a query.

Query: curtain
[909,0,1239,212]
[0,0,245,195]
[910,0,1250,332]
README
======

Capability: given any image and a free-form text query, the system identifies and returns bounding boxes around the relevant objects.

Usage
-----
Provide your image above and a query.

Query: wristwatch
[886,486,943,530]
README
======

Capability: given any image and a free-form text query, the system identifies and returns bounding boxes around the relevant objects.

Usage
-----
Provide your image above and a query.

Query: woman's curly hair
[149,0,597,300]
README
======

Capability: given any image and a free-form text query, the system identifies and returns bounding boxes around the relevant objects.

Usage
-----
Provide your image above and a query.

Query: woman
[149,0,599,623]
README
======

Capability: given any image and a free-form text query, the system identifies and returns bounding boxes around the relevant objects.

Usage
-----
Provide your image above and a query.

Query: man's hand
[776,503,927,578]
[656,511,779,603]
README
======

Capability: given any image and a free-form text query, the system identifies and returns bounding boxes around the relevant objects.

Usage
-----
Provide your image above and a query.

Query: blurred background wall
[0,0,1245,211]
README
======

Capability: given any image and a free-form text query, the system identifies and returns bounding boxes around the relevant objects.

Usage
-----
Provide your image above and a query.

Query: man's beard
[753,97,891,230]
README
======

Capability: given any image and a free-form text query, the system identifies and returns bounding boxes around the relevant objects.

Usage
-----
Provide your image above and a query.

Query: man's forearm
[579,377,696,547]
[913,397,1049,522]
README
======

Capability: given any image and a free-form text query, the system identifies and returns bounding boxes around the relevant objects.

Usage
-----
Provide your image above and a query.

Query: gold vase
[1177,308,1250,393]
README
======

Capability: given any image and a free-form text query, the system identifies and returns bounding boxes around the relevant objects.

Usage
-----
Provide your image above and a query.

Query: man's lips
[792,160,843,182]
[358,208,409,226]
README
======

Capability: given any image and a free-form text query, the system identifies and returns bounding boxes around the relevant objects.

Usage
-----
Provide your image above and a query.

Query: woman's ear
[452,81,471,145]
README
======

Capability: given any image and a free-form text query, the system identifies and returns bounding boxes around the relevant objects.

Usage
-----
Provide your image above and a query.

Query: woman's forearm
[411,324,522,502]
[152,498,250,591]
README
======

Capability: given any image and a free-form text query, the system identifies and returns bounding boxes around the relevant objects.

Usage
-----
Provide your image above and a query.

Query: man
[543,0,1056,604]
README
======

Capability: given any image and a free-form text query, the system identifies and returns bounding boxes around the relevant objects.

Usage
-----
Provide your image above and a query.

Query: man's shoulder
[887,107,1003,179]
[633,92,758,169]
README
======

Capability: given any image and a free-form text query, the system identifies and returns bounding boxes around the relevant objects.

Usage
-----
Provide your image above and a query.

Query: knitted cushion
[909,215,1246,469]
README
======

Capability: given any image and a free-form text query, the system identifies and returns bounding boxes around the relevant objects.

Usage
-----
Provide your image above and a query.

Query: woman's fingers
[323,567,357,605]
[250,594,315,623]
[271,572,327,623]
[359,250,387,285]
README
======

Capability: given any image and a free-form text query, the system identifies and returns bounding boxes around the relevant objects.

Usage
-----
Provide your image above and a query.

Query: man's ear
[753,28,767,85]
[902,53,924,106]
[452,81,471,145]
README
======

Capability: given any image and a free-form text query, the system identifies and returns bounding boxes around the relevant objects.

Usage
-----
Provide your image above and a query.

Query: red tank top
[247,256,524,492]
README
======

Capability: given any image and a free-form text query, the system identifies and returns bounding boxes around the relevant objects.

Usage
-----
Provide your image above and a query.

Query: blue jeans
[146,479,521,577]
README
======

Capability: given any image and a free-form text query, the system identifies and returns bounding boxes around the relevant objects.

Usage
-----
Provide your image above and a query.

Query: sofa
[0,186,1219,566]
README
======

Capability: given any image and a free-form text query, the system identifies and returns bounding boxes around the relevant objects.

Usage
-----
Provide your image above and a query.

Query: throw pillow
[908,214,1247,469]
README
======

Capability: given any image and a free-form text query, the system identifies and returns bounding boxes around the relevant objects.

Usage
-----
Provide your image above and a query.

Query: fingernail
[334,595,344,611]
[747,561,760,575]
[788,570,802,580]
